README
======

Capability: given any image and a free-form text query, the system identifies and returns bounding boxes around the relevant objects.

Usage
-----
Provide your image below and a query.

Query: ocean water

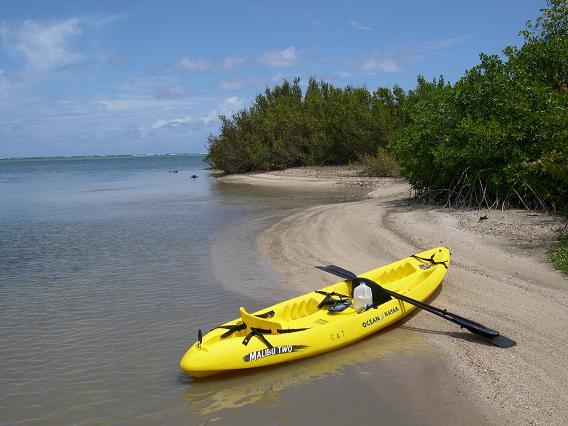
[0,154,482,425]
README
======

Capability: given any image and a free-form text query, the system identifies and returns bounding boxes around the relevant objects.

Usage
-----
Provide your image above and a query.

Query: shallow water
[0,155,484,424]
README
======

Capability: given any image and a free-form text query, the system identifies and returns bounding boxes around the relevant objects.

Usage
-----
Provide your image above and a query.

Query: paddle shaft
[379,286,499,338]
[321,265,499,338]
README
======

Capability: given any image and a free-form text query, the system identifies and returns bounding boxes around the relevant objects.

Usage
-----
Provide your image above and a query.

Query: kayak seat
[281,298,319,322]
[240,307,283,333]
[374,263,417,284]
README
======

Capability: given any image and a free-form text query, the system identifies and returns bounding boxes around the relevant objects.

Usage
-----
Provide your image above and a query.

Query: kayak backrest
[240,307,283,333]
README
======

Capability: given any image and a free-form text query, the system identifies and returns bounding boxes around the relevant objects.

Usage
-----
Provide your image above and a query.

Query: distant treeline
[207,0,567,212]
[207,77,406,172]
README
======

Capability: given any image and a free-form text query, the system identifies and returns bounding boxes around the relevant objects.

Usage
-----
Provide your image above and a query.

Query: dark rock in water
[190,174,198,179]
[169,170,179,173]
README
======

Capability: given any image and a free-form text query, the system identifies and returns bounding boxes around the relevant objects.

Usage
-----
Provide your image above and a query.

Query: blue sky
[0,0,546,158]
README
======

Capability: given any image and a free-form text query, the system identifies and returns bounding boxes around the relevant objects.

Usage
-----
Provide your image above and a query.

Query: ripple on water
[0,157,484,425]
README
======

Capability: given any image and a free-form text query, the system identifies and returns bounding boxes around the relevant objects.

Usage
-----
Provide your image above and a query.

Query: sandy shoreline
[220,167,568,424]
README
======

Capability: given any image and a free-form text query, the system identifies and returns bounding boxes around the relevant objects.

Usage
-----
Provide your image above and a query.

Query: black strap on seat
[214,310,275,337]
[216,311,310,348]
[316,290,350,309]
[242,326,310,349]
[411,254,449,269]
[242,327,273,349]
[215,322,247,338]
[317,295,335,309]
[315,290,349,299]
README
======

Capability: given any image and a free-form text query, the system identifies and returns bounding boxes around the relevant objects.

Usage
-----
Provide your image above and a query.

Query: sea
[0,154,483,425]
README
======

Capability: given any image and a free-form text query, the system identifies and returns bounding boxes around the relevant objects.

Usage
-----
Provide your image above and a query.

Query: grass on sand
[551,233,568,274]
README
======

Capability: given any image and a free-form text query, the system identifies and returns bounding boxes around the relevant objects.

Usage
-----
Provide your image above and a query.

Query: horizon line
[0,152,207,161]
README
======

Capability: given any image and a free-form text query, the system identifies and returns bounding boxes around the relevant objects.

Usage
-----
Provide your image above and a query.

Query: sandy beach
[220,167,568,424]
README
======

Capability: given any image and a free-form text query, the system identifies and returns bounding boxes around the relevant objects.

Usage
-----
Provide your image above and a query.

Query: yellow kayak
[180,246,451,377]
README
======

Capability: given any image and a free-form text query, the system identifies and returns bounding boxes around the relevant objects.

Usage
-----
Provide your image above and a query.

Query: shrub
[551,233,568,274]
[390,0,568,212]
[206,1,567,213]
[359,148,400,177]
[206,78,405,174]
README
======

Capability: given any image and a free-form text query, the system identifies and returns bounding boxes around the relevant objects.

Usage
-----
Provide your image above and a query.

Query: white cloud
[258,47,299,67]
[178,56,211,72]
[150,116,196,129]
[0,15,125,72]
[334,70,351,78]
[0,68,10,95]
[89,13,128,30]
[155,84,189,99]
[357,36,468,74]
[425,36,469,51]
[96,98,161,111]
[203,96,246,123]
[148,114,205,132]
[350,20,372,31]
[146,96,246,133]
[218,77,246,90]
[221,56,245,69]
[217,74,284,91]
[0,69,10,99]
[140,114,212,138]
[177,55,245,72]
[95,97,200,112]
[0,18,82,71]
[108,52,128,67]
[218,96,246,114]
[57,59,99,72]
[359,56,401,73]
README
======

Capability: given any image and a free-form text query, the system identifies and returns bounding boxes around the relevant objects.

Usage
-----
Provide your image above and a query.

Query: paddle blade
[316,265,357,280]
[318,263,514,348]
[477,333,517,348]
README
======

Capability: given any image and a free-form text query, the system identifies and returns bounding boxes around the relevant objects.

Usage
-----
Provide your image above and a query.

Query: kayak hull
[180,246,450,377]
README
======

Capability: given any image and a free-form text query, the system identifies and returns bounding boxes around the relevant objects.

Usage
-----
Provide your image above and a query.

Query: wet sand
[220,167,568,424]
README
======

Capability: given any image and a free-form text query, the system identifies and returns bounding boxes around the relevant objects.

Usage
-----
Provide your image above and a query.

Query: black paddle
[317,264,516,348]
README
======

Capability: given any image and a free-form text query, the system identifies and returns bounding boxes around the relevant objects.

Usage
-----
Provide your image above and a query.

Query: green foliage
[391,0,568,211]
[551,233,568,274]
[207,1,567,212]
[359,148,400,177]
[206,77,405,173]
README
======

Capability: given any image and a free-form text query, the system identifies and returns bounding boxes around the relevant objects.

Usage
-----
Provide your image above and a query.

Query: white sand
[221,167,568,424]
